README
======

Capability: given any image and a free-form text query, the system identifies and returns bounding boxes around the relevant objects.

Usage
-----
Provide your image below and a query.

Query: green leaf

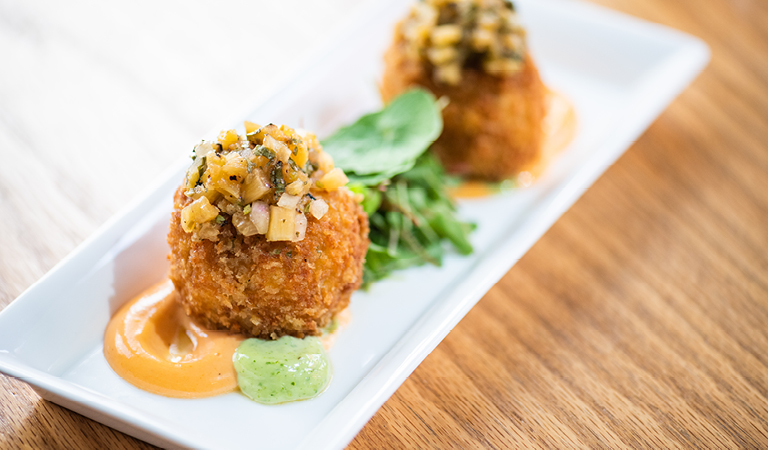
[360,154,475,287]
[361,189,382,216]
[321,91,474,288]
[348,183,383,216]
[322,89,442,179]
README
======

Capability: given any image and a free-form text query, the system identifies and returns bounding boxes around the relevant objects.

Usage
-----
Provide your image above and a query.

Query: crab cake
[168,124,369,339]
[381,0,547,181]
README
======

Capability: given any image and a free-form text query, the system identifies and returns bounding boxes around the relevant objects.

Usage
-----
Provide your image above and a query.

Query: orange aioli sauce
[450,89,577,199]
[104,280,244,398]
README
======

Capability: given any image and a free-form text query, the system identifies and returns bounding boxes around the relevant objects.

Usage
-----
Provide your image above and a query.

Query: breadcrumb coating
[168,187,369,339]
[381,30,547,181]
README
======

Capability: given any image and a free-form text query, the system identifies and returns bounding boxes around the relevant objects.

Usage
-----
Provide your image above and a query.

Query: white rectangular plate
[0,0,708,448]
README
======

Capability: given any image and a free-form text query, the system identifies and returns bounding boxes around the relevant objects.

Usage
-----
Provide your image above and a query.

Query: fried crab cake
[381,0,547,181]
[168,124,369,338]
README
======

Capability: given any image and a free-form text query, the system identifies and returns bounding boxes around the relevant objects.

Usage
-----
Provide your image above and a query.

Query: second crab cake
[381,0,547,181]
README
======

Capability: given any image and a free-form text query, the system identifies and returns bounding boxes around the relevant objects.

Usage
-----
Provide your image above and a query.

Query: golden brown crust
[168,187,369,339]
[381,35,547,181]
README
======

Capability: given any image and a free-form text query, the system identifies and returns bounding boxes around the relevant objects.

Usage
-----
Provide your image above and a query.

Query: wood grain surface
[1,0,767,449]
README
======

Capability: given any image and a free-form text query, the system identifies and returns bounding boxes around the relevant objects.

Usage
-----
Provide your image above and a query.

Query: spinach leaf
[321,89,442,181]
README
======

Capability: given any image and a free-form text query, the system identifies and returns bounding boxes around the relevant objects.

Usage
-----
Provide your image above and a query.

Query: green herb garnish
[253,145,275,161]
[360,154,474,285]
[271,161,286,198]
[323,89,473,285]
[322,89,442,186]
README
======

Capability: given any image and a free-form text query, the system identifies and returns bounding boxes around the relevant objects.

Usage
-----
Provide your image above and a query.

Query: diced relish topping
[180,123,348,242]
[399,0,527,85]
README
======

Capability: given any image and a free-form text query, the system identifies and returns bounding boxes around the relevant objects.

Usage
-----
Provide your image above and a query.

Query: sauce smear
[104,280,244,398]
[233,336,332,404]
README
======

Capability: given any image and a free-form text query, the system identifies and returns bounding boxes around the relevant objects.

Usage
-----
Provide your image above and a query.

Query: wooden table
[1,0,767,448]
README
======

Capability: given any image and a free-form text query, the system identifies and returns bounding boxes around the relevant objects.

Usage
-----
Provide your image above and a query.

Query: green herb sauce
[233,336,331,404]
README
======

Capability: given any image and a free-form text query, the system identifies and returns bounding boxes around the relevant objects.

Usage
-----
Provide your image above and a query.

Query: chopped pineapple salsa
[180,123,345,242]
[399,0,527,85]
